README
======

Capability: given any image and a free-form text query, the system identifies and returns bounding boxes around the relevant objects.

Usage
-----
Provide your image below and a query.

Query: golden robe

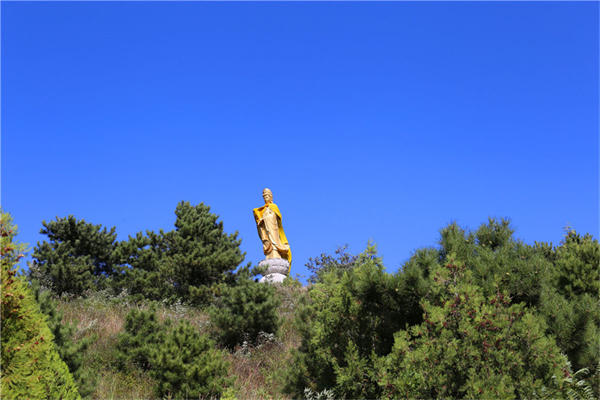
[253,203,292,267]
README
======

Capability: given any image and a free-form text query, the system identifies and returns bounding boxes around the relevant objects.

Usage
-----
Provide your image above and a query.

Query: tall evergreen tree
[113,230,174,301]
[113,201,245,302]
[162,201,245,299]
[30,216,118,295]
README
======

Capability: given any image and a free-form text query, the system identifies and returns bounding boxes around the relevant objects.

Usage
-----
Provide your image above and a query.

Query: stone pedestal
[258,258,289,284]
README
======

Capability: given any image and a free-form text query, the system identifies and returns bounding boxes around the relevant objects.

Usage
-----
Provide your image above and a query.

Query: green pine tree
[151,321,232,399]
[113,230,175,301]
[285,245,408,399]
[209,275,281,349]
[30,216,118,296]
[115,308,231,399]
[114,201,245,302]
[164,201,245,299]
[378,256,570,399]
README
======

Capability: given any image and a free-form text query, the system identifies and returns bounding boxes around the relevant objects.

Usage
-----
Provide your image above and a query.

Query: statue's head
[262,188,273,204]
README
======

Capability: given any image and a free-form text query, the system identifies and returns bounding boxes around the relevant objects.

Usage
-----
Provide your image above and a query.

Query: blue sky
[2,2,598,282]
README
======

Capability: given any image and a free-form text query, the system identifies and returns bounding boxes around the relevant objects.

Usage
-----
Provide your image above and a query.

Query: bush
[285,246,408,399]
[305,245,360,284]
[535,230,600,381]
[31,282,96,397]
[430,220,599,381]
[115,307,167,371]
[152,321,232,399]
[116,307,231,399]
[209,276,280,349]
[1,211,80,399]
[378,256,570,399]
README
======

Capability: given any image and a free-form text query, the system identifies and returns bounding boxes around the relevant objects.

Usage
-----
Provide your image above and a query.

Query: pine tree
[378,256,570,399]
[209,275,280,349]
[30,216,118,295]
[151,321,232,399]
[113,201,245,302]
[1,211,80,399]
[113,230,175,301]
[553,230,599,299]
[285,246,407,399]
[116,308,231,399]
[538,230,600,376]
[162,201,245,299]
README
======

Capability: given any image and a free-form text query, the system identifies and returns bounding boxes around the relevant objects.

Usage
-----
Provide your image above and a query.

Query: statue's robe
[253,203,292,268]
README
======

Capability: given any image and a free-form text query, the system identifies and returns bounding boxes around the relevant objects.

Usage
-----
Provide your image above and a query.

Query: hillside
[54,283,305,399]
[4,208,599,399]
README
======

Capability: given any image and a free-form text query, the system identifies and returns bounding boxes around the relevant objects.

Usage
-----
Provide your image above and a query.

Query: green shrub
[553,230,599,299]
[152,321,232,399]
[430,220,599,381]
[116,308,231,399]
[378,256,570,399]
[31,281,96,397]
[285,246,409,399]
[115,307,168,371]
[1,212,80,399]
[305,245,360,284]
[536,230,599,381]
[209,276,280,349]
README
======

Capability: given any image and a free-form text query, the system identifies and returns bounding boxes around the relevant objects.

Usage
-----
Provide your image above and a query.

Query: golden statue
[253,188,291,267]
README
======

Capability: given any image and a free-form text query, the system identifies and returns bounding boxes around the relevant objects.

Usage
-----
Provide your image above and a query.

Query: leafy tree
[30,216,118,295]
[378,256,570,399]
[210,274,280,349]
[305,245,359,284]
[1,211,80,399]
[285,245,410,399]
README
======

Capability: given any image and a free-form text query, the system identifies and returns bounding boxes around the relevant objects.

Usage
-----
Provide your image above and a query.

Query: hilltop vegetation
[1,203,598,399]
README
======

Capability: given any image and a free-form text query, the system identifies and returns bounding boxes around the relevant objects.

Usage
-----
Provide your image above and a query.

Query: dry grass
[224,284,305,399]
[54,283,307,400]
[92,369,156,400]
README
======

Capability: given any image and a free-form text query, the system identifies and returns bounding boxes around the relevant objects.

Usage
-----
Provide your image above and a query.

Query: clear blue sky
[2,2,598,282]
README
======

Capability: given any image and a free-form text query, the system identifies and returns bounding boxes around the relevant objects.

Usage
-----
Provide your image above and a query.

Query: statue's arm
[253,208,264,225]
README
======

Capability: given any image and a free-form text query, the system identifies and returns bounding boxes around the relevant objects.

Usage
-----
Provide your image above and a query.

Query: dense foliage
[286,219,599,399]
[116,308,231,399]
[210,275,281,349]
[1,212,80,399]
[379,257,568,398]
[286,246,405,398]
[8,205,598,399]
[30,216,118,295]
[31,282,96,397]
[31,201,245,302]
